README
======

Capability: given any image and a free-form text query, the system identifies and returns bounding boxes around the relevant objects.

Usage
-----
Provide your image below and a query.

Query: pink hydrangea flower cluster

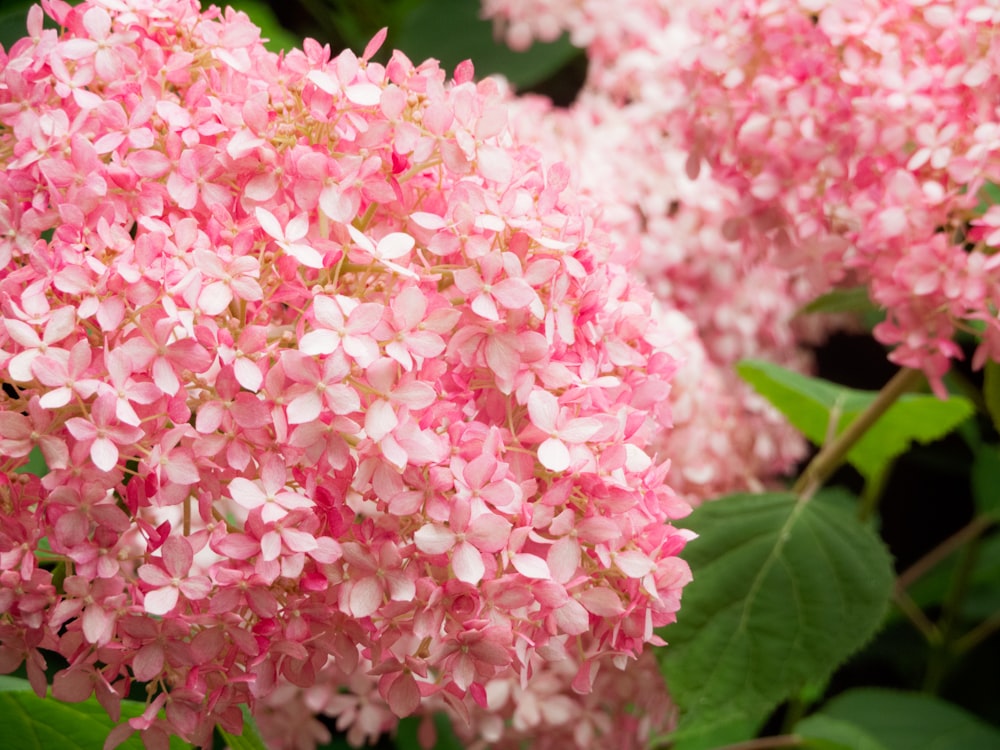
[476,2,816,502]
[498,95,814,500]
[0,1,693,746]
[671,0,1000,393]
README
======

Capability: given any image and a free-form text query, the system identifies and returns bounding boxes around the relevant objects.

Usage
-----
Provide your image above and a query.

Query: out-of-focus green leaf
[667,714,762,750]
[395,713,463,750]
[799,286,880,316]
[976,182,1000,214]
[226,0,301,52]
[738,360,974,481]
[660,492,894,730]
[971,444,1000,518]
[796,715,889,750]
[314,734,353,750]
[983,361,1000,435]
[393,0,582,89]
[818,689,1000,750]
[0,1,33,52]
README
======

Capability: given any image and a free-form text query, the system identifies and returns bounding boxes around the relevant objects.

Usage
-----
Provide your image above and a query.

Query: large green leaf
[818,689,1000,750]
[393,0,582,89]
[738,360,974,481]
[660,492,894,729]
[0,677,190,749]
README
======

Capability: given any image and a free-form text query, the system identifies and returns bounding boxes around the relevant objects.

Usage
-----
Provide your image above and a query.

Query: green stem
[793,368,924,499]
[954,610,1000,654]
[893,589,941,644]
[858,462,892,523]
[896,515,995,592]
[923,536,981,693]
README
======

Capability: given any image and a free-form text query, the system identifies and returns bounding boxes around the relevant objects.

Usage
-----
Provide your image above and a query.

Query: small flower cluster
[0,1,692,746]
[672,0,1000,392]
[450,647,675,750]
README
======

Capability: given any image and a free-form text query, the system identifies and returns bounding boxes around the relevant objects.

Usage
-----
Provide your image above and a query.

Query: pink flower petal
[386,671,421,718]
[527,390,558,432]
[414,524,456,555]
[578,587,625,617]
[144,586,179,616]
[538,437,570,472]
[452,541,486,585]
[348,576,382,618]
[511,552,551,580]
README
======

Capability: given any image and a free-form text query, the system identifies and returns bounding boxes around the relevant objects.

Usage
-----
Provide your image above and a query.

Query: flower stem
[792,367,924,500]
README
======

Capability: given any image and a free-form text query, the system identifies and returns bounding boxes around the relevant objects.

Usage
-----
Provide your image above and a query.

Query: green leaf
[393,0,582,89]
[819,689,1000,750]
[15,445,48,477]
[0,675,33,691]
[315,736,354,750]
[976,182,1000,214]
[0,0,33,52]
[226,0,301,52]
[799,286,879,316]
[737,360,974,481]
[660,492,894,729]
[983,361,1000,434]
[0,677,191,749]
[795,715,889,750]
[971,444,1000,518]
[395,713,464,750]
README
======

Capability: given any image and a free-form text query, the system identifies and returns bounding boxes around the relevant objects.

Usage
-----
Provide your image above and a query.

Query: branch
[954,610,1000,654]
[896,514,996,592]
[793,367,925,498]
[716,736,804,750]
[893,589,941,643]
